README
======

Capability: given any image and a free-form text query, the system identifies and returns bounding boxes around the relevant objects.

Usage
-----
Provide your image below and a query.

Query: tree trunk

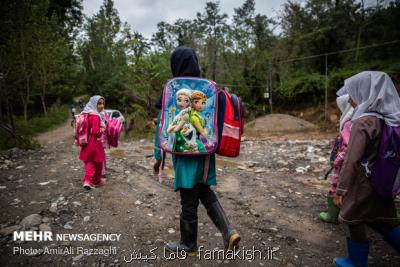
[355,29,361,63]
[41,95,47,116]
[41,66,48,116]
[22,75,31,121]
[0,93,3,121]
[355,0,365,62]
[212,33,217,81]
[21,93,28,122]
[6,96,15,132]
[19,26,30,121]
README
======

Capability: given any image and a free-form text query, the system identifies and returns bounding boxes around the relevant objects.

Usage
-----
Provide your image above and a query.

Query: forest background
[1,0,399,149]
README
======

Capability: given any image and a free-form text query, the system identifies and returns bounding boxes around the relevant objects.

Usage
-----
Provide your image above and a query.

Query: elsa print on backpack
[159,77,218,154]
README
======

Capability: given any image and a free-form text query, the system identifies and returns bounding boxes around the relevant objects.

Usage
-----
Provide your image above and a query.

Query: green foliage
[277,73,325,102]
[0,105,68,150]
[1,0,82,132]
[15,105,69,137]
[126,104,147,132]
[2,0,400,147]
[274,59,400,107]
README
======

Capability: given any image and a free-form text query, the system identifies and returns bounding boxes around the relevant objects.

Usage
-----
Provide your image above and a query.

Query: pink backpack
[74,113,89,146]
[107,118,122,147]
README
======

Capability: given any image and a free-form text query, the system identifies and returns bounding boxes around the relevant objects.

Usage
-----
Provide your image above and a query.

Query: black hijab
[155,46,200,109]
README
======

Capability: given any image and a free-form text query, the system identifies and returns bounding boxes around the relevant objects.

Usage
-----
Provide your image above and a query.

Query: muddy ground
[0,119,399,267]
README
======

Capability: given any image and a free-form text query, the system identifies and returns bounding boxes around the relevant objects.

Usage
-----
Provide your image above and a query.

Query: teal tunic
[153,111,162,161]
[172,153,216,192]
[153,111,216,191]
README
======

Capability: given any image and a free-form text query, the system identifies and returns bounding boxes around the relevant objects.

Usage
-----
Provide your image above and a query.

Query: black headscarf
[155,46,200,109]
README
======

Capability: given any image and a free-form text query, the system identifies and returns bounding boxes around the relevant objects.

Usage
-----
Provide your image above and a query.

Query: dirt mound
[246,114,317,135]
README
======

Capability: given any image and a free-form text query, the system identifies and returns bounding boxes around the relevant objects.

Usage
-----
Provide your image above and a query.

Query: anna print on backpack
[159,77,219,155]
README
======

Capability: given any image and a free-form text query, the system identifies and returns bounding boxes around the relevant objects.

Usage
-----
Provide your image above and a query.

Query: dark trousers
[349,222,399,243]
[180,183,218,221]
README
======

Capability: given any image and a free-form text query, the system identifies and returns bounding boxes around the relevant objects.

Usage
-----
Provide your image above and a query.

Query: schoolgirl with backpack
[319,94,354,224]
[75,96,122,190]
[333,71,400,266]
[154,46,242,256]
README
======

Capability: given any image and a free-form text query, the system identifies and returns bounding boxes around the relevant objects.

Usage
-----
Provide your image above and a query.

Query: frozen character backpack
[158,77,218,155]
[361,123,400,198]
[216,87,244,157]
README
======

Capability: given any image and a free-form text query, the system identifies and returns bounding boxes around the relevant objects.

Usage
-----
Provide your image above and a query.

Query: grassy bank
[0,105,69,150]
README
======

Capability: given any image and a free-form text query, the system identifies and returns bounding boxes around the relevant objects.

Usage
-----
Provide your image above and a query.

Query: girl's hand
[333,194,343,207]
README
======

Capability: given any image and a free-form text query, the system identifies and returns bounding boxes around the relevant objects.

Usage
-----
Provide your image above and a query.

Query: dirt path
[35,120,74,146]
[0,121,399,266]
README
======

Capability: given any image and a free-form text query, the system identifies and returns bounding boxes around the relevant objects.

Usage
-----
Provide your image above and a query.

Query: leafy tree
[196,1,229,80]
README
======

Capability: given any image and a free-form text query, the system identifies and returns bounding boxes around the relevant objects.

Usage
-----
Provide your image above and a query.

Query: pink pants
[328,173,339,197]
[83,161,103,185]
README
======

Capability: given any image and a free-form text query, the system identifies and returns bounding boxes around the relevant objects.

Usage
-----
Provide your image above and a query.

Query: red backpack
[216,87,244,157]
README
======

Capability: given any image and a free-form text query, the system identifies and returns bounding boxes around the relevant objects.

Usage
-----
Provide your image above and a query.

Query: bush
[15,105,69,137]
[276,73,325,104]
[126,104,148,133]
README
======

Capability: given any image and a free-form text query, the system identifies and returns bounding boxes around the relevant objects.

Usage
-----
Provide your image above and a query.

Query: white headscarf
[82,95,106,123]
[338,71,400,127]
[336,94,354,131]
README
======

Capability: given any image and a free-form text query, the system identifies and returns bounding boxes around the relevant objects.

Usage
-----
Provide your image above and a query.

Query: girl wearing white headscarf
[79,96,107,190]
[333,71,400,267]
[319,94,354,224]
[82,95,107,127]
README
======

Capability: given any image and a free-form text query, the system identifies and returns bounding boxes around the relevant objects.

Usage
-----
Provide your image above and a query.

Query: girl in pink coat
[319,94,353,223]
[79,96,107,190]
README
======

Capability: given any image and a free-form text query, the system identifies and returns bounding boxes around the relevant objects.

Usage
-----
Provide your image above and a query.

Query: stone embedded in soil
[167,228,175,234]
[295,166,310,174]
[154,239,165,244]
[72,201,82,207]
[49,202,58,213]
[0,225,21,236]
[83,216,90,222]
[73,254,84,261]
[64,224,73,230]
[20,214,42,228]
[10,198,21,205]
[269,227,279,232]
[39,224,51,232]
